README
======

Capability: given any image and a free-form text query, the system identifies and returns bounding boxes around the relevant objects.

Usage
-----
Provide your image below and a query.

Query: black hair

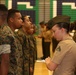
[0,4,8,11]
[73,20,76,30]
[56,22,70,33]
[46,25,52,30]
[46,22,52,30]
[39,21,45,25]
[21,15,28,22]
[70,22,75,31]
[47,19,53,29]
[28,16,33,23]
[21,15,25,22]
[7,9,20,22]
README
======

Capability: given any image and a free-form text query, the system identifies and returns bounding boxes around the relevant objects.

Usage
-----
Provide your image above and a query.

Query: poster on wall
[50,0,76,22]
[5,0,39,25]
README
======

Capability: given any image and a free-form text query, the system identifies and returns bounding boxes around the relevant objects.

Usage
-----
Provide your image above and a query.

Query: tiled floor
[34,37,53,75]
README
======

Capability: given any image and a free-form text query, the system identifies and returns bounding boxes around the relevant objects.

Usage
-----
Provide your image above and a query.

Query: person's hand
[30,67,33,73]
[45,57,58,71]
[45,57,51,65]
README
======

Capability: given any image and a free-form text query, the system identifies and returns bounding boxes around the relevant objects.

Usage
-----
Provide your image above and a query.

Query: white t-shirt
[0,44,11,54]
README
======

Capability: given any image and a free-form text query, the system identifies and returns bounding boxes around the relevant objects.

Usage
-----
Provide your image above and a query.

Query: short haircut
[0,4,7,11]
[7,9,20,22]
[21,15,25,22]
[21,15,30,22]
[39,21,45,25]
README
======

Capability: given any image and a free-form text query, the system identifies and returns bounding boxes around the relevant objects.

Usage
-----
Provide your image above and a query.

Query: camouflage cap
[48,15,71,28]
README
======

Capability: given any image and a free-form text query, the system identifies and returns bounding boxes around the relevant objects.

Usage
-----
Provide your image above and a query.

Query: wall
[50,0,76,22]
[39,0,50,23]
[0,0,76,25]
[0,0,5,4]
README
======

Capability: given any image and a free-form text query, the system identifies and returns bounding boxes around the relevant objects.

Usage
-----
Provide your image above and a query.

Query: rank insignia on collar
[56,46,61,51]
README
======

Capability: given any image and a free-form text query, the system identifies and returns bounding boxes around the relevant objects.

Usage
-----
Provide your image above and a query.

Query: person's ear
[9,18,14,22]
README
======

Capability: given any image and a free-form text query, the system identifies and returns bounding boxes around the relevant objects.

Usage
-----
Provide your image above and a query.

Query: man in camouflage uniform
[15,28,30,75]
[0,4,11,75]
[27,24,37,75]
[1,9,23,75]
[15,15,33,75]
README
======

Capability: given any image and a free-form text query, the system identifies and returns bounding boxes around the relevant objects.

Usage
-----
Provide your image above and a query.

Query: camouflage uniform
[28,34,37,75]
[0,24,23,75]
[29,35,37,61]
[15,28,30,75]
[31,35,37,60]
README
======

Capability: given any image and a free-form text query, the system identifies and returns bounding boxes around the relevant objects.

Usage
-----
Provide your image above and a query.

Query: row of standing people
[0,4,37,75]
[38,21,58,59]
[38,17,76,75]
[38,20,76,60]
[15,15,37,75]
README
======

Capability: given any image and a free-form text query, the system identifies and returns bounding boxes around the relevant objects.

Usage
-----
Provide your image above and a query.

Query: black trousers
[42,38,51,59]
[42,38,45,58]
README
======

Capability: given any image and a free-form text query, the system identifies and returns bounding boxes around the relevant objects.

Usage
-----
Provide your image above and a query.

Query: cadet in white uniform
[45,15,76,75]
